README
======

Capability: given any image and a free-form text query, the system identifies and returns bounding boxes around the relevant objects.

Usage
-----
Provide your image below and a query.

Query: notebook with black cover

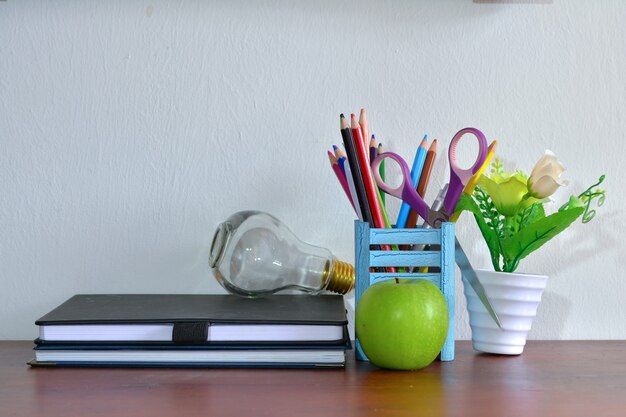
[35,294,349,346]
[30,343,348,368]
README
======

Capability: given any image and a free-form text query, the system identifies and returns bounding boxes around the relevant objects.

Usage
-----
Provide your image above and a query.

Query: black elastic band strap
[172,322,209,344]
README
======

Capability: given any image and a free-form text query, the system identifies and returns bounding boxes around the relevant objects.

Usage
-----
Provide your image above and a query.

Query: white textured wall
[1,1,624,340]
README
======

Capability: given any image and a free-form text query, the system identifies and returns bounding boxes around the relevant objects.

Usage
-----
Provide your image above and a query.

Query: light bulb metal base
[324,259,355,294]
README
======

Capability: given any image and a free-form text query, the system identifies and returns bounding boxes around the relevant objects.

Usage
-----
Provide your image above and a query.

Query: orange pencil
[405,139,438,229]
[417,139,437,197]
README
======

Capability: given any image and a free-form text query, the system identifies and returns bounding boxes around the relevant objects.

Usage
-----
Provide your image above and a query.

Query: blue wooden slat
[370,273,441,286]
[439,222,455,361]
[369,250,440,267]
[354,220,370,361]
[369,228,442,245]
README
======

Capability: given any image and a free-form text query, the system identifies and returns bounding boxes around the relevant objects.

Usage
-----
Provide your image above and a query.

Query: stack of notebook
[30,294,350,368]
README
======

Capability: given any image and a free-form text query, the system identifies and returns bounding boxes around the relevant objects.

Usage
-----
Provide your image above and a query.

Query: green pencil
[378,143,385,205]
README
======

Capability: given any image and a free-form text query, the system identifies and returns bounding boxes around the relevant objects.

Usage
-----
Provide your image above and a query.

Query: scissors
[371,127,488,228]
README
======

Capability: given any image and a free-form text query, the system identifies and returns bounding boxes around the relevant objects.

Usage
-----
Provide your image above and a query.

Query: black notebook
[35,294,349,346]
[31,343,348,368]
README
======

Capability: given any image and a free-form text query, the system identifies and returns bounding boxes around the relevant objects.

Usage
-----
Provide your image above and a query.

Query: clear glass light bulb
[209,211,354,297]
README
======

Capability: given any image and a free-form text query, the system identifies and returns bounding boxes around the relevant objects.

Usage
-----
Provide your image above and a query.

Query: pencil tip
[350,114,359,129]
[339,113,345,118]
[332,144,339,150]
[371,134,375,139]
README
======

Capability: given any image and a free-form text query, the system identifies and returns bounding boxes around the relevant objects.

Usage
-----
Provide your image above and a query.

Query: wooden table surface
[1,341,625,417]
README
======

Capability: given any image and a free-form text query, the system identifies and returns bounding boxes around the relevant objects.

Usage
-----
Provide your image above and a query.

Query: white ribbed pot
[463,269,548,355]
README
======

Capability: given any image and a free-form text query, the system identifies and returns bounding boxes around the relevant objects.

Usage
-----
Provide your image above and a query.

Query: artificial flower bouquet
[456,150,606,273]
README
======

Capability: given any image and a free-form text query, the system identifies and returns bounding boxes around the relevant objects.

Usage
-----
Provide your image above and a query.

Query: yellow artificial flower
[479,174,529,217]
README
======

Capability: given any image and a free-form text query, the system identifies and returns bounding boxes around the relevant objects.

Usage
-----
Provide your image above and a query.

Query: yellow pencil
[449,140,498,222]
[416,140,495,275]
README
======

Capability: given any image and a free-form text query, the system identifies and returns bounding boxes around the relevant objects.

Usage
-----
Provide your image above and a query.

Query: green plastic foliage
[455,177,604,273]
[500,202,584,272]
[455,193,503,270]
[454,153,606,273]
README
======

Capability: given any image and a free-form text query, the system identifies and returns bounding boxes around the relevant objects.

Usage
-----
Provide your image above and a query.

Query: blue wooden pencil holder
[354,220,455,362]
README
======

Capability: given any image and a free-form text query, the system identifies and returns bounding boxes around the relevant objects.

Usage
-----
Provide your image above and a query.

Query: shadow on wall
[525,207,620,339]
[529,289,571,339]
[524,208,621,278]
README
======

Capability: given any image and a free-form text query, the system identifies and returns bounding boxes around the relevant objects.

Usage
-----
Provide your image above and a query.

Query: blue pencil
[396,135,428,228]
[333,144,347,176]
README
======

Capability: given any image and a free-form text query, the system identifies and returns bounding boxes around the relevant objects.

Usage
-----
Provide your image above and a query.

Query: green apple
[356,279,448,370]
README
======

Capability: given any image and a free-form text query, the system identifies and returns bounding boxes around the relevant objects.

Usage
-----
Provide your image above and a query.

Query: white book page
[40,323,344,342]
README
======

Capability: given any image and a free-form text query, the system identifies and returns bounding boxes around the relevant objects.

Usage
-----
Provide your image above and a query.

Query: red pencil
[359,109,369,160]
[351,114,396,274]
[350,114,385,229]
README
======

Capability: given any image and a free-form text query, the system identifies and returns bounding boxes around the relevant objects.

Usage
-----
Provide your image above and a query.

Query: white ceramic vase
[463,269,548,355]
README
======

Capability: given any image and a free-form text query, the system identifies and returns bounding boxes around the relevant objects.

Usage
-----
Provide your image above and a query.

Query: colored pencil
[351,114,396,273]
[328,150,337,165]
[340,114,372,225]
[368,135,390,226]
[333,144,348,176]
[417,139,437,198]
[369,135,377,164]
[378,143,385,205]
[350,113,385,230]
[405,139,438,228]
[328,151,356,213]
[343,160,363,221]
[449,139,498,222]
[359,109,369,160]
[396,135,428,228]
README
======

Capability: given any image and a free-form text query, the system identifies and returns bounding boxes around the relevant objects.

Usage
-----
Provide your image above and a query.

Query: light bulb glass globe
[209,211,354,297]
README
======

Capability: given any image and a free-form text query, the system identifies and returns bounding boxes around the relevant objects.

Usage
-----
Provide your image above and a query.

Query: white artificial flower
[527,150,569,199]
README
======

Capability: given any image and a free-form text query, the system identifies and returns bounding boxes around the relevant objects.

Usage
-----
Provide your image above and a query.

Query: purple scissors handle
[442,127,488,216]
[371,152,435,225]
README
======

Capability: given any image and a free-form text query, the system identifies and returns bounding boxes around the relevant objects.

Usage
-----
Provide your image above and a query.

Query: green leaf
[518,202,546,229]
[500,204,585,265]
[455,193,503,271]
[454,193,481,216]
[490,158,505,178]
